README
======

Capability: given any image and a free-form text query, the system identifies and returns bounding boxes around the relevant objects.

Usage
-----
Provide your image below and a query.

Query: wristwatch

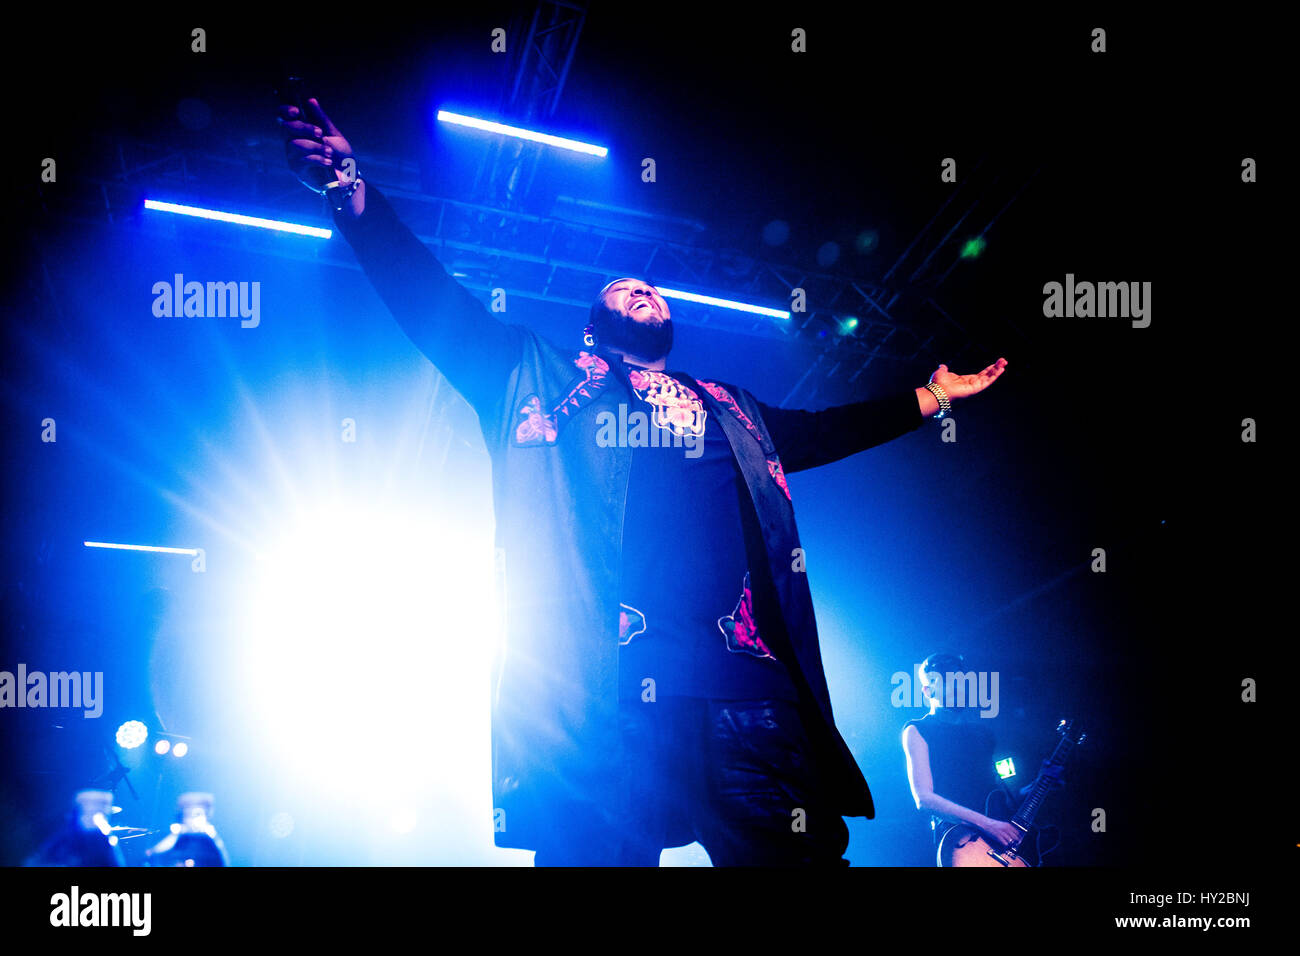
[924,381,951,419]
[322,172,362,212]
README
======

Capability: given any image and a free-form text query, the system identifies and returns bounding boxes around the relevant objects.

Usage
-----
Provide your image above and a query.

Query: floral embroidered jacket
[336,186,925,850]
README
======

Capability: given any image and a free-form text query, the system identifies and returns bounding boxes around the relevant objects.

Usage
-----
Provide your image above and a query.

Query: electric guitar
[937,718,1086,867]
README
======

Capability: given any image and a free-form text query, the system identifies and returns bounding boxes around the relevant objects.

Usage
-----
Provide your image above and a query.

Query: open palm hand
[930,358,1008,400]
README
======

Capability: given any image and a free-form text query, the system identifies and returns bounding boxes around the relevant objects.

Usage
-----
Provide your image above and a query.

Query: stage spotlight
[654,286,790,320]
[436,110,608,157]
[838,316,859,336]
[84,541,198,556]
[115,720,148,750]
[996,756,1017,779]
[816,241,840,267]
[960,236,987,259]
[762,220,789,246]
[172,742,189,758]
[155,739,171,755]
[143,200,332,239]
[237,498,499,820]
[855,229,879,254]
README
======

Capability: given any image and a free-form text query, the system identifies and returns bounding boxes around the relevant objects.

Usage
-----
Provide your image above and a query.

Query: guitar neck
[1011,733,1075,830]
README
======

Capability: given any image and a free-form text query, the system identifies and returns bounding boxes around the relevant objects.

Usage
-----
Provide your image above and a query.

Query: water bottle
[24,789,125,867]
[145,792,229,866]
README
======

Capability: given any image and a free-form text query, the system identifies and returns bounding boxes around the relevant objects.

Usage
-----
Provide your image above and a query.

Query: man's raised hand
[930,358,1008,402]
[277,97,355,193]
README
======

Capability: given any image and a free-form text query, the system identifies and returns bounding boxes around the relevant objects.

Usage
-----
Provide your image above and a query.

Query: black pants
[532,697,850,866]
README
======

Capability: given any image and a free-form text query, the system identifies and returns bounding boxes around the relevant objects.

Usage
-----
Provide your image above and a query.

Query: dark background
[1,6,1280,867]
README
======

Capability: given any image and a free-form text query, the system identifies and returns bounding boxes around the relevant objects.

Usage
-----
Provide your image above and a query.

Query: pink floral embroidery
[618,603,647,646]
[767,457,792,501]
[697,380,788,499]
[575,351,609,374]
[515,352,611,444]
[718,572,777,660]
[515,395,557,445]
[696,379,765,444]
[556,351,611,419]
[627,370,707,437]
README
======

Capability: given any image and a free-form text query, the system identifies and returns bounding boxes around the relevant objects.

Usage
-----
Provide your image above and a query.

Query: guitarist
[901,652,1062,863]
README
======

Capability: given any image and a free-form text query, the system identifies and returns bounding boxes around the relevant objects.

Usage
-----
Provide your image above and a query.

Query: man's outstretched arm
[755,359,1008,473]
[279,97,521,417]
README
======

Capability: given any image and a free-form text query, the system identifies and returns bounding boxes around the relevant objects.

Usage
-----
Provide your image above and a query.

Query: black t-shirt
[616,366,797,701]
[905,714,997,841]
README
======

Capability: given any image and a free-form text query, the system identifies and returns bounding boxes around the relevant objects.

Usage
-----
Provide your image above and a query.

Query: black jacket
[336,185,926,850]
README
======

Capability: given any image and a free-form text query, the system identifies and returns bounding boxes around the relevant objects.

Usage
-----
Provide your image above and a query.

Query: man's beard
[593,308,674,361]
